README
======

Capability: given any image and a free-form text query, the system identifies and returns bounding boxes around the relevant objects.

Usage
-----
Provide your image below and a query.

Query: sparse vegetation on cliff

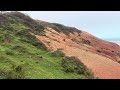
[0,12,89,79]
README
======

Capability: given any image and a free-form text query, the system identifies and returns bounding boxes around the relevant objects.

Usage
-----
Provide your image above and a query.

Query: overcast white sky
[20,11,120,39]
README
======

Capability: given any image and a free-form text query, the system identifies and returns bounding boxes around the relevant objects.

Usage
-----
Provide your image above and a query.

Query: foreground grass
[0,41,88,79]
[0,12,91,79]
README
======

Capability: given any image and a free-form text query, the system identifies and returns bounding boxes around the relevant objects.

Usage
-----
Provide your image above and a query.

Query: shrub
[19,32,47,50]
[33,26,45,36]
[0,64,26,79]
[8,64,26,79]
[0,69,9,79]
[96,50,101,53]
[61,56,94,79]
[15,29,28,37]
[30,54,43,61]
[35,62,39,64]
[51,49,65,57]
[81,38,91,45]
[5,51,14,55]
[12,45,28,53]
[52,23,82,35]
[0,55,11,63]
[71,38,81,44]
[2,34,13,43]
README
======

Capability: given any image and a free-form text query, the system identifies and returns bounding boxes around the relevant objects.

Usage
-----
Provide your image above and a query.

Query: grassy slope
[0,12,87,79]
[0,40,86,79]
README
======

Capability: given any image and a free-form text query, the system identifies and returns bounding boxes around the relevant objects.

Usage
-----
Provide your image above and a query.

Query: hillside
[0,12,120,79]
[0,12,93,79]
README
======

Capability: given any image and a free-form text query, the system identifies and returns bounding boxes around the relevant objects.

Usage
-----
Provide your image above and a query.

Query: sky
[20,11,120,40]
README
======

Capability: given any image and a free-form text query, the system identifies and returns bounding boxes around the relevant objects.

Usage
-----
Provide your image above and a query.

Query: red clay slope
[33,27,120,79]
[80,32,120,61]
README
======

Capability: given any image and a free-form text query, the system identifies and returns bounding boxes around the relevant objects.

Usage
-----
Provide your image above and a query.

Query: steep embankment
[35,27,120,79]
[1,12,120,79]
[0,12,90,79]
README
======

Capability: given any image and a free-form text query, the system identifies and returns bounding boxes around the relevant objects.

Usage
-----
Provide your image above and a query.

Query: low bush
[12,45,28,53]
[29,54,43,61]
[81,38,91,45]
[0,64,26,79]
[5,51,14,56]
[0,55,11,63]
[2,34,13,43]
[51,49,65,57]
[0,69,9,79]
[61,56,94,79]
[96,50,101,53]
[52,23,82,35]
[71,38,81,44]
[18,32,47,50]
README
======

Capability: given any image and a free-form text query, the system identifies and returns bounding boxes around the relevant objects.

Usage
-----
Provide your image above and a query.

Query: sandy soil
[34,27,120,79]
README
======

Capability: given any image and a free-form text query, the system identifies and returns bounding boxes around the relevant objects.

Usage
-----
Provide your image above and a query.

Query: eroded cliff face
[34,27,120,61]
[33,27,120,79]
[1,12,120,79]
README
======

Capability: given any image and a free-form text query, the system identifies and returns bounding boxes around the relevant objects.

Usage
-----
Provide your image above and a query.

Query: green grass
[0,12,92,79]
[0,42,86,79]
[0,36,90,79]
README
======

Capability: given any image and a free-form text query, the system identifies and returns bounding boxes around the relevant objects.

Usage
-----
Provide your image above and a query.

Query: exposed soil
[34,27,120,79]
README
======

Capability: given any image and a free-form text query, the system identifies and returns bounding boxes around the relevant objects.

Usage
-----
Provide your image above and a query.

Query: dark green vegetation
[0,12,94,79]
[61,56,94,79]
[81,38,91,45]
[37,20,82,35]
[51,49,65,57]
[0,64,26,79]
[71,38,91,45]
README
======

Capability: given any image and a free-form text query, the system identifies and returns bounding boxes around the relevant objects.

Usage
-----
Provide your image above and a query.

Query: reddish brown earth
[32,27,120,79]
